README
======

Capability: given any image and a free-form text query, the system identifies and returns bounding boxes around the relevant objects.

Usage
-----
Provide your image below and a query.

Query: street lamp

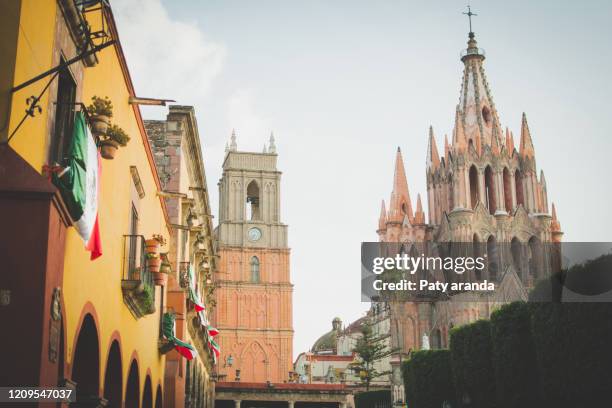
[225,354,234,367]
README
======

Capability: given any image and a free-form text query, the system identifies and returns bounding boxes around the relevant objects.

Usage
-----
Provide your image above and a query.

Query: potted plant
[145,234,165,254]
[147,252,161,273]
[152,255,170,286]
[99,124,130,160]
[86,96,113,135]
[137,285,155,314]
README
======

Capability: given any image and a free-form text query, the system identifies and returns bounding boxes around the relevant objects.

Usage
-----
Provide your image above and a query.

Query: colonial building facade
[213,134,294,384]
[376,31,563,405]
[146,106,218,407]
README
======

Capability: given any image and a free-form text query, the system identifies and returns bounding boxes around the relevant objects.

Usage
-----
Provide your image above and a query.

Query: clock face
[248,227,262,242]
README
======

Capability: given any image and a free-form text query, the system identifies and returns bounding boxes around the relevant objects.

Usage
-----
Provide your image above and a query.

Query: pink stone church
[375,30,563,402]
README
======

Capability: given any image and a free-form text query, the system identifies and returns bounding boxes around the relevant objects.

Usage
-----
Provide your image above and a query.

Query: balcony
[179,261,191,289]
[121,235,156,318]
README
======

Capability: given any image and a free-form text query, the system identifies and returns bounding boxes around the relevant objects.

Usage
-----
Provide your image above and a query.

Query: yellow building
[0,1,215,406]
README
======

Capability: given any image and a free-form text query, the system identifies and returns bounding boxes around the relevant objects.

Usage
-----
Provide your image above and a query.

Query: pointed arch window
[246,181,260,220]
[250,256,260,283]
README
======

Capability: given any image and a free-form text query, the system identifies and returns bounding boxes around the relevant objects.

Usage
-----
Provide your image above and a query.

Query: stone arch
[125,359,140,408]
[484,165,496,214]
[103,339,122,406]
[511,237,523,277]
[240,341,268,382]
[72,313,100,402]
[246,180,260,220]
[515,169,525,207]
[142,375,153,408]
[155,385,163,408]
[469,165,479,209]
[528,236,543,282]
[250,256,260,283]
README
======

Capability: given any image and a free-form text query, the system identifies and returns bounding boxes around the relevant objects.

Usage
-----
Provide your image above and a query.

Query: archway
[246,180,260,220]
[142,375,153,408]
[484,165,496,214]
[469,165,478,209]
[155,385,163,408]
[515,169,525,207]
[528,236,542,282]
[103,340,122,406]
[72,314,100,402]
[125,360,140,408]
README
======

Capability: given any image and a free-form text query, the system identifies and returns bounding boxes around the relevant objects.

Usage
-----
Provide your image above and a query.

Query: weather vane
[463,4,477,34]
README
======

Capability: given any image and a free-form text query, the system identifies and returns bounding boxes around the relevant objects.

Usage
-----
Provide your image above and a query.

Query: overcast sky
[112,0,612,357]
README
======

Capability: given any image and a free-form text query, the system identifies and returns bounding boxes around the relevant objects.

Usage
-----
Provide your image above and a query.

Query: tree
[351,319,396,390]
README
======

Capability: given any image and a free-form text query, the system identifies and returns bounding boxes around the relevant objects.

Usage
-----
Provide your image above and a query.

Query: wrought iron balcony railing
[121,235,156,318]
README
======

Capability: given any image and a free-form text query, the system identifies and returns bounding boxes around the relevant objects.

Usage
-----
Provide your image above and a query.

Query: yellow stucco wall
[8,1,169,401]
[8,0,56,166]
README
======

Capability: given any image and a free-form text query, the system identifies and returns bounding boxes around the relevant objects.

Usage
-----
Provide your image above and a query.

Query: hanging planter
[152,260,170,286]
[147,253,161,273]
[99,139,119,159]
[86,96,113,136]
[98,124,130,160]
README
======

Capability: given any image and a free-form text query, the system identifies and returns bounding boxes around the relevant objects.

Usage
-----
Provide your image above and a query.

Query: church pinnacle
[427,126,441,169]
[388,147,413,223]
[229,129,237,151]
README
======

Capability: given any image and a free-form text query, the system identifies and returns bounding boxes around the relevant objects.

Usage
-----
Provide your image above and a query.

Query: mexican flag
[162,312,198,360]
[174,338,198,360]
[55,111,102,259]
[208,338,220,359]
[207,326,219,337]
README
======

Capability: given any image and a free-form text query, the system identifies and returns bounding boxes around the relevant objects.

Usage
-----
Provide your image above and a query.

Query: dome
[311,318,343,353]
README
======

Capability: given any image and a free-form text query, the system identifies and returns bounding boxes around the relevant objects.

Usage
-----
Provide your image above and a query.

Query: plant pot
[147,257,161,273]
[160,264,171,274]
[99,139,119,160]
[91,114,110,135]
[152,271,168,286]
[145,239,160,254]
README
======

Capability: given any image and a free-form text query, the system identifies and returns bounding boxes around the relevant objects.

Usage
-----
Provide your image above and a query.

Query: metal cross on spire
[463,4,477,34]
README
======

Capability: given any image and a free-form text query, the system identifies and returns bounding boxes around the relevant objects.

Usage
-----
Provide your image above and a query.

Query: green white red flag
[55,111,102,259]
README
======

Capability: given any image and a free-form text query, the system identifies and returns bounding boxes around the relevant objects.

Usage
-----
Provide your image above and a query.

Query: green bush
[402,350,454,408]
[531,302,612,408]
[490,302,539,408]
[450,320,495,408]
[354,390,391,408]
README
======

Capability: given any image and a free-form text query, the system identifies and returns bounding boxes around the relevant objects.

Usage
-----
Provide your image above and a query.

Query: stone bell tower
[213,131,293,383]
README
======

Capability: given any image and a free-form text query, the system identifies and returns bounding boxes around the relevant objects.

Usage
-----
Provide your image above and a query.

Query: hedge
[450,320,496,408]
[354,390,391,408]
[402,350,455,408]
[529,254,612,408]
[490,302,539,408]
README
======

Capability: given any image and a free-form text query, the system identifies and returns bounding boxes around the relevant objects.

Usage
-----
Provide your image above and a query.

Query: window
[50,62,77,164]
[469,165,479,209]
[515,169,525,208]
[482,105,492,126]
[246,180,260,220]
[127,204,139,276]
[250,256,260,283]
